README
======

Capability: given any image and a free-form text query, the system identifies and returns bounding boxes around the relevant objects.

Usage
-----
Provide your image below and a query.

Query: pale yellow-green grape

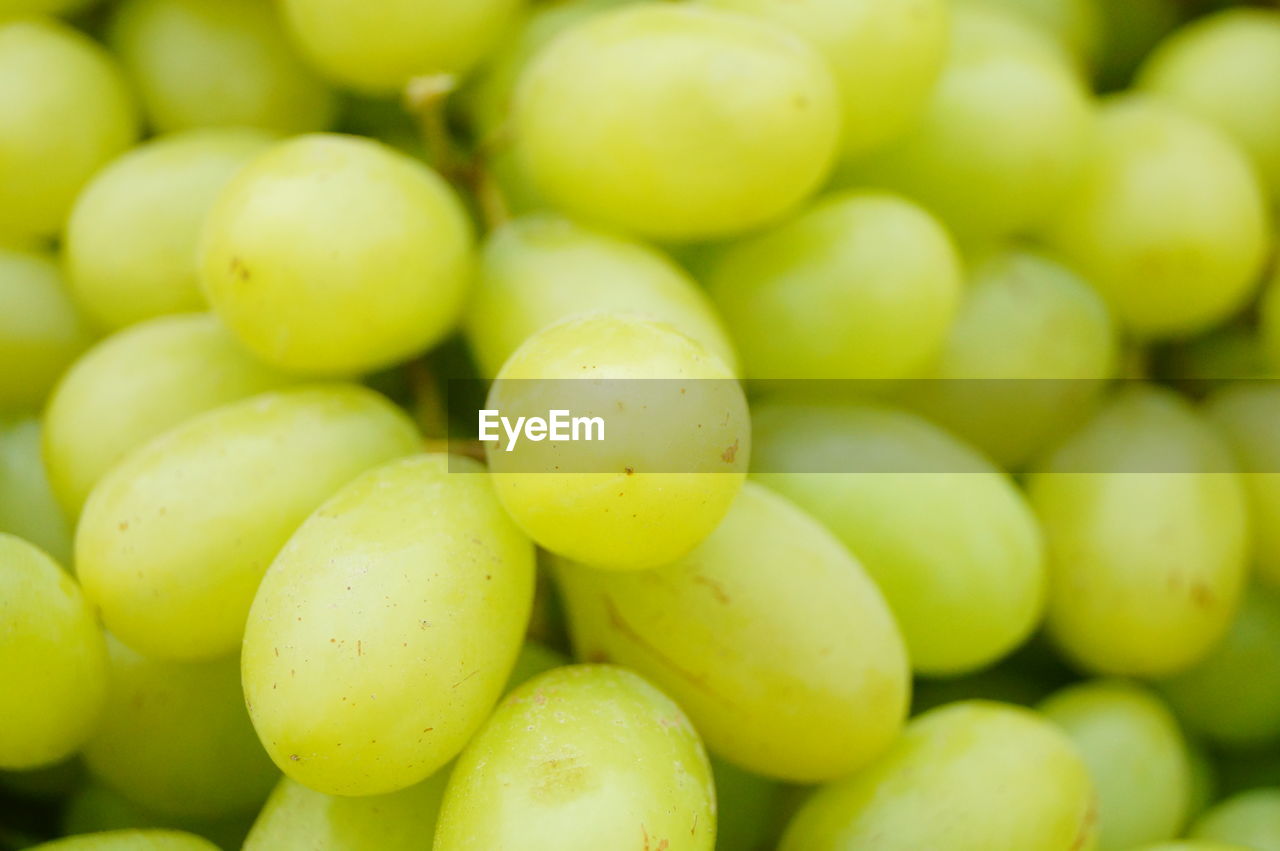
[434,665,715,851]
[75,385,419,660]
[65,129,275,331]
[42,314,295,518]
[200,134,473,375]
[555,482,909,782]
[840,5,1092,244]
[514,4,840,242]
[243,454,534,796]
[1039,680,1192,850]
[701,0,948,159]
[279,0,523,94]
[462,0,637,143]
[964,0,1103,72]
[83,637,278,819]
[752,401,1045,675]
[0,248,91,413]
[1044,96,1270,339]
[1191,788,1280,851]
[486,314,748,570]
[1139,8,1280,201]
[243,772,448,851]
[63,783,255,851]
[712,757,792,851]
[27,830,219,851]
[1206,383,1280,587]
[898,247,1118,469]
[0,534,106,769]
[1159,587,1280,748]
[505,642,569,694]
[465,214,737,378]
[1029,386,1249,676]
[0,418,72,564]
[706,191,961,380]
[778,701,1096,851]
[108,0,335,133]
[0,18,137,240]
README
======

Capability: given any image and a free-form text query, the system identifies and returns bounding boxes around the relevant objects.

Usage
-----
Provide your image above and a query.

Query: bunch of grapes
[2,0,1280,849]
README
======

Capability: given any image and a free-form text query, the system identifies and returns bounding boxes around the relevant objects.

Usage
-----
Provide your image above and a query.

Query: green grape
[1159,587,1280,748]
[244,772,448,851]
[1043,95,1270,340]
[434,665,715,851]
[700,0,948,160]
[840,4,1093,244]
[505,642,569,694]
[108,0,335,134]
[1039,680,1192,850]
[1139,8,1280,201]
[486,314,748,571]
[1028,386,1249,676]
[64,783,254,851]
[28,830,219,850]
[466,214,736,378]
[243,454,534,796]
[200,134,474,375]
[75,384,419,660]
[43,313,295,518]
[711,757,792,851]
[281,0,523,94]
[555,482,909,782]
[1206,383,1280,587]
[1191,788,1280,851]
[705,191,961,380]
[0,248,91,413]
[965,0,1103,72]
[752,401,1045,675]
[514,4,840,242]
[83,637,278,819]
[0,418,72,564]
[898,247,1118,469]
[778,701,1096,851]
[65,129,276,331]
[462,0,636,143]
[0,534,107,770]
[0,18,138,240]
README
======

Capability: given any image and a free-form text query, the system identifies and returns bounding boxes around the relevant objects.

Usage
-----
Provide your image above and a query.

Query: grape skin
[0,534,107,771]
[554,482,910,783]
[433,665,715,851]
[42,313,295,518]
[242,454,535,797]
[74,385,420,661]
[486,314,748,571]
[0,418,73,565]
[108,0,335,134]
[26,830,219,851]
[514,4,841,242]
[0,18,138,240]
[1039,679,1193,850]
[200,134,474,376]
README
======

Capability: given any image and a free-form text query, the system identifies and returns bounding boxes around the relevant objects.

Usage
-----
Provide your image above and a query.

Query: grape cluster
[2,1,1280,850]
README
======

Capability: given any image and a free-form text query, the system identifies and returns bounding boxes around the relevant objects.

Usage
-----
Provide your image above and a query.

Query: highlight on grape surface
[2,0,1280,849]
